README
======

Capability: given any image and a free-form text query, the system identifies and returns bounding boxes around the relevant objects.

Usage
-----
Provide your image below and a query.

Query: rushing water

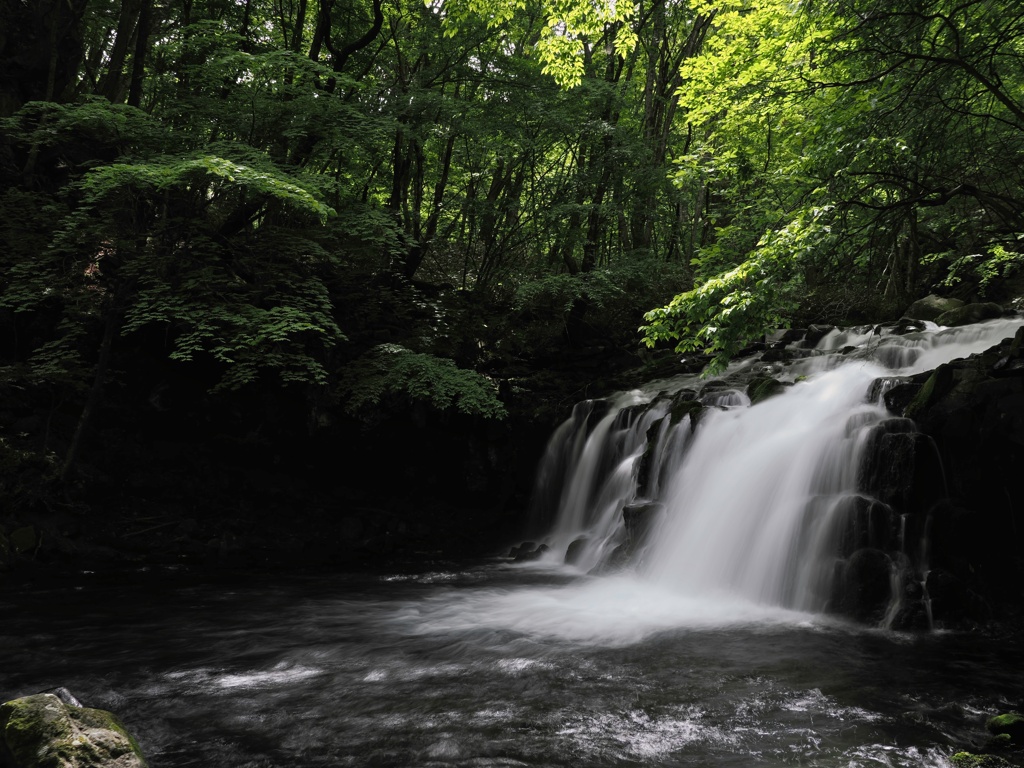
[1,564,1022,768]
[3,318,1023,766]
[530,317,1024,618]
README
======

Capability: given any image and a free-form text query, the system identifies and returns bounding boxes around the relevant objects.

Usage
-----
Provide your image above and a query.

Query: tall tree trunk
[126,0,153,108]
[60,310,120,484]
[99,0,142,102]
[290,0,309,52]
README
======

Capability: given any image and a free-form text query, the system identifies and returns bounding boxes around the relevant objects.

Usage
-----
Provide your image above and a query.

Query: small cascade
[526,316,1024,625]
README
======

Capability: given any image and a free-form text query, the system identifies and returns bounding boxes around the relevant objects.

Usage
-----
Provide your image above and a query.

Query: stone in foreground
[0,693,147,768]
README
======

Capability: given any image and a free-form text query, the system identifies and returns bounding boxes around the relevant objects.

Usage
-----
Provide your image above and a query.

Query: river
[4,318,1024,766]
[1,562,1020,767]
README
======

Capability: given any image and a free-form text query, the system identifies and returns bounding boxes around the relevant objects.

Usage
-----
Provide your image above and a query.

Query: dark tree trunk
[126,0,153,108]
[60,310,120,484]
[99,0,143,102]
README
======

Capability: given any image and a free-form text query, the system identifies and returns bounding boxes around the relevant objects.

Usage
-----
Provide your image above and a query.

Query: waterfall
[529,316,1024,619]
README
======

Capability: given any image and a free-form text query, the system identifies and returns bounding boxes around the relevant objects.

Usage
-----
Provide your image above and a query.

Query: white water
[524,316,1024,636]
[644,363,885,609]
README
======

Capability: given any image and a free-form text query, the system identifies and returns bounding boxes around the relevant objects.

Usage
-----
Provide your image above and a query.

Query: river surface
[1,562,1020,767]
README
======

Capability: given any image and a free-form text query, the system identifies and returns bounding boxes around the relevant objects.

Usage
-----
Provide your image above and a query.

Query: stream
[1,562,1021,767]
[4,318,1024,767]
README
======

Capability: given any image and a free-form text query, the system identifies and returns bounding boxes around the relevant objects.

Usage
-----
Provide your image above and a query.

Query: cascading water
[530,316,1024,622]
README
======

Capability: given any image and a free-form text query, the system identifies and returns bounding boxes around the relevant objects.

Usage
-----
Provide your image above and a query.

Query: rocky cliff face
[885,326,1024,624]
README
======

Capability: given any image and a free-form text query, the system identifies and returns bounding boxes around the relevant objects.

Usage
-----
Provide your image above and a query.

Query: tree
[640,0,1024,370]
[1,98,344,478]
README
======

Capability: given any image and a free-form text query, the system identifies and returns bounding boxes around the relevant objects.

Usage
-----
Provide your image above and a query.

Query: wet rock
[601,541,632,572]
[986,712,1024,745]
[583,400,613,433]
[991,355,1024,376]
[697,380,730,398]
[904,294,964,322]
[612,403,649,431]
[564,537,587,566]
[622,503,664,546]
[514,543,549,562]
[881,382,922,415]
[890,317,928,335]
[805,324,836,347]
[43,689,83,709]
[508,541,536,558]
[669,399,703,427]
[747,376,787,405]
[867,376,912,404]
[950,752,1013,768]
[761,347,792,363]
[834,495,893,555]
[765,328,806,345]
[734,341,768,357]
[836,548,893,622]
[925,568,991,626]
[858,420,945,519]
[934,302,1004,327]
[886,597,930,632]
[635,418,668,498]
[0,693,148,768]
[905,327,1024,604]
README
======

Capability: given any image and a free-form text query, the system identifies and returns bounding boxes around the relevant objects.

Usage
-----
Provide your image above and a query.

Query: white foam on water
[558,706,737,759]
[406,574,817,646]
[508,315,1024,641]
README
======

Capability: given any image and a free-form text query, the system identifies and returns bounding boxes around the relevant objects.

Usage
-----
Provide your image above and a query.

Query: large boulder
[0,693,147,768]
[622,503,664,546]
[834,548,893,622]
[857,419,945,521]
[564,537,588,565]
[804,324,836,347]
[905,326,1024,607]
[832,495,894,556]
[986,712,1024,745]
[903,294,964,322]
[925,567,991,626]
[747,376,787,405]
[934,302,1004,327]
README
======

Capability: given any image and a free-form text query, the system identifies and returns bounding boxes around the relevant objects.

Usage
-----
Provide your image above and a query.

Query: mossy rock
[747,376,787,405]
[950,752,1012,768]
[669,399,702,426]
[904,294,964,322]
[934,302,1004,327]
[903,365,945,420]
[987,712,1024,744]
[0,693,148,768]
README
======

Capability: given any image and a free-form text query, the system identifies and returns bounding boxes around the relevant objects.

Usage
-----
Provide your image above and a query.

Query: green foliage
[5,0,1024,461]
[1,101,341,396]
[1,98,173,161]
[929,242,1024,297]
[76,153,335,223]
[515,269,626,314]
[122,259,344,392]
[339,344,507,419]
[442,0,637,88]
[641,206,834,372]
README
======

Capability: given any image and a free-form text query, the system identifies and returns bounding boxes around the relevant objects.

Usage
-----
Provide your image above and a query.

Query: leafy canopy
[339,344,507,420]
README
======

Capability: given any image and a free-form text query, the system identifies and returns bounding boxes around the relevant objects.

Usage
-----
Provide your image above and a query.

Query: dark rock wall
[884,327,1024,621]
